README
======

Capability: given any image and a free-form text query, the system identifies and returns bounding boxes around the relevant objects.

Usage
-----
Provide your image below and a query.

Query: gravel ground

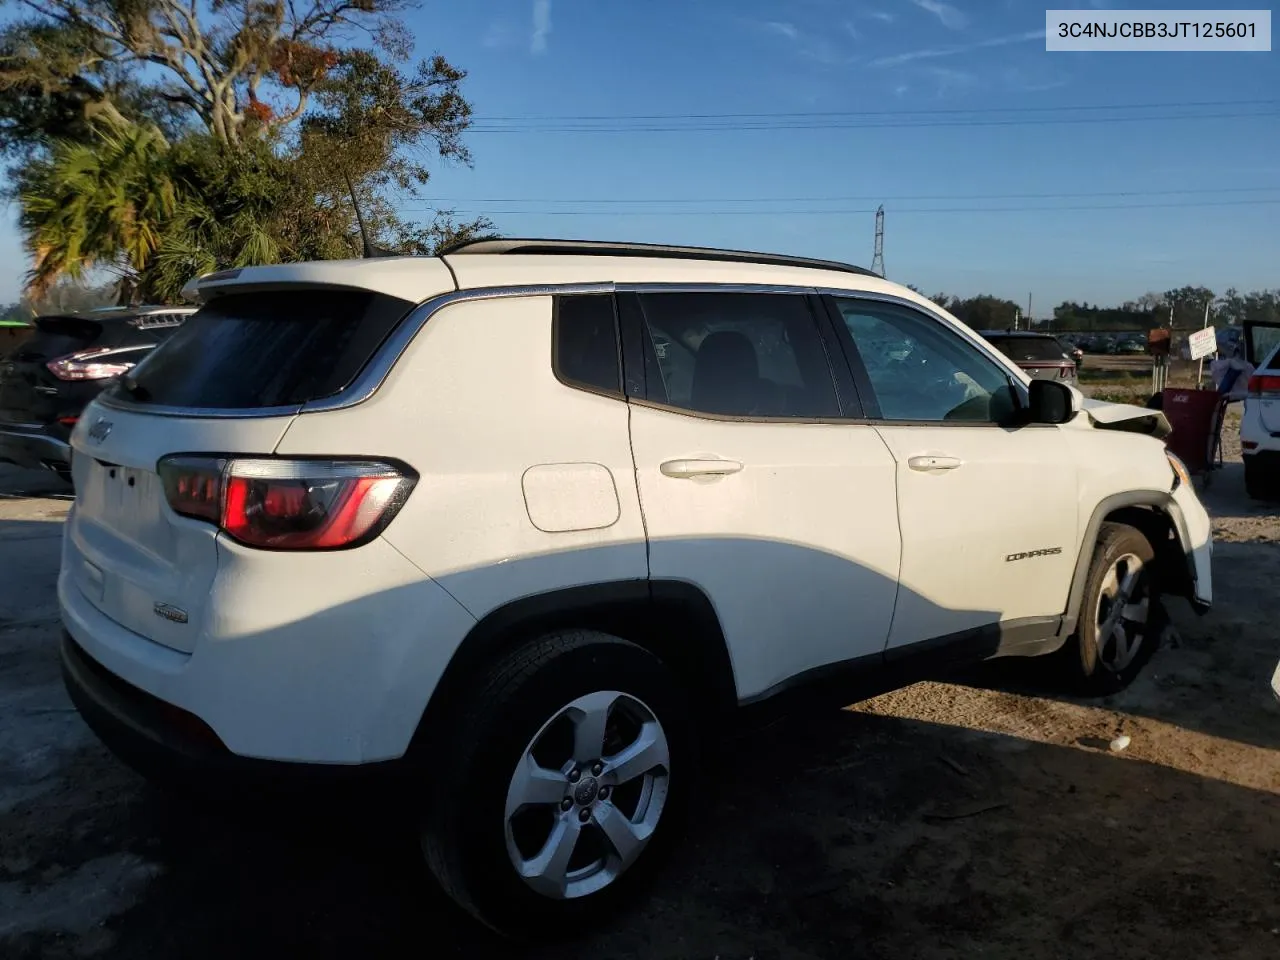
[1,412,1278,960]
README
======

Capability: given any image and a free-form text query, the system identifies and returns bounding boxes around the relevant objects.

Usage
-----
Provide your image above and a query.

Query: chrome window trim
[91,278,1027,419]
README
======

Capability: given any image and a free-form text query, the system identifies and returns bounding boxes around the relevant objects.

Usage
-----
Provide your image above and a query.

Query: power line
[473,98,1278,122]
[473,97,1280,122]
[417,186,1280,205]
[406,198,1280,217]
[467,108,1277,133]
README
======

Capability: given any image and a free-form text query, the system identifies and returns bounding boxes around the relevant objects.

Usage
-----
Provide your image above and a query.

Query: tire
[420,631,694,940]
[1244,457,1279,502]
[1064,522,1163,696]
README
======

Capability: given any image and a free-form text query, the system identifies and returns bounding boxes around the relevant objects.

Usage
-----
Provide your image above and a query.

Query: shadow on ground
[2,704,1278,960]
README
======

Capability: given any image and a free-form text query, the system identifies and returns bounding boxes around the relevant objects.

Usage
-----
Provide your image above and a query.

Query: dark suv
[0,306,193,482]
[979,330,1078,383]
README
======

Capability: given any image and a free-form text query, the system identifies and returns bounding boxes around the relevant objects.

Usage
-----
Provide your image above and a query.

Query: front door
[622,290,903,702]
[826,295,1078,656]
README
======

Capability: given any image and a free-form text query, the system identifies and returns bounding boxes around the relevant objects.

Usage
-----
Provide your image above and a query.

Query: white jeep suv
[57,240,1213,936]
[1241,321,1280,500]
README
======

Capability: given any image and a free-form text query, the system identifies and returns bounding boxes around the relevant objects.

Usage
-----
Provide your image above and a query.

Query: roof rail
[440,237,877,278]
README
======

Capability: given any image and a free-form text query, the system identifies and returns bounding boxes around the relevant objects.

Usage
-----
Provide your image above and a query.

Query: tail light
[157,456,415,550]
[46,347,137,381]
[1247,374,1280,396]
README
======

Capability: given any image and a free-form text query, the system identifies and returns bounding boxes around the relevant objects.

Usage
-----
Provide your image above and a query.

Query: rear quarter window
[112,289,414,409]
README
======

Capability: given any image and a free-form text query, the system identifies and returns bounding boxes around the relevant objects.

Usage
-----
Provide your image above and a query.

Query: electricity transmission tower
[871,206,885,277]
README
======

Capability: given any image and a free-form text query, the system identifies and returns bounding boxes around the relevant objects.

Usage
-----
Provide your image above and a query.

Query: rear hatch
[985,335,1076,380]
[65,288,415,653]
[0,316,105,424]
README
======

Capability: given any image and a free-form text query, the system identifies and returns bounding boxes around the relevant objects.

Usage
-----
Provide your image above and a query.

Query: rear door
[65,287,415,654]
[621,290,902,701]
[826,296,1078,656]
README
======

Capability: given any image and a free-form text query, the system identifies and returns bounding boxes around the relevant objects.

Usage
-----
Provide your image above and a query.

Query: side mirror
[1027,379,1076,424]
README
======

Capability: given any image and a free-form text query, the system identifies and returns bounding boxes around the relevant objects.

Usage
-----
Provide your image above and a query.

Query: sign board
[1147,328,1170,357]
[1188,326,1218,361]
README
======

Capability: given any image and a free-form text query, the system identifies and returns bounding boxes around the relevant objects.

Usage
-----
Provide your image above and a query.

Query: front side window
[636,292,840,418]
[833,299,1019,423]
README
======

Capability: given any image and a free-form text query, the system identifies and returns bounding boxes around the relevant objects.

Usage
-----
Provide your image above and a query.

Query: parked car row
[978,330,1079,382]
[0,306,193,481]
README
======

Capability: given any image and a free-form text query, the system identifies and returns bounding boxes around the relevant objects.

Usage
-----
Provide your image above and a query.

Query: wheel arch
[1060,491,1196,638]
[407,580,739,758]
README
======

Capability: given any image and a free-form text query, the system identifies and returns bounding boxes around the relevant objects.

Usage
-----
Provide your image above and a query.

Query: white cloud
[844,20,860,40]
[926,65,978,95]
[910,0,967,30]
[531,0,551,55]
[749,19,859,66]
[869,11,896,24]
[871,29,1043,67]
[763,21,800,41]
[483,21,518,49]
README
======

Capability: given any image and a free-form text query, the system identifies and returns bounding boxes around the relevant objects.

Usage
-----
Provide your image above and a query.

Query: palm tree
[19,119,176,298]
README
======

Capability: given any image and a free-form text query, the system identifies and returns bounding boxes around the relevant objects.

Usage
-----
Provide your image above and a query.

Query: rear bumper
[61,630,406,790]
[0,424,70,471]
[58,525,477,764]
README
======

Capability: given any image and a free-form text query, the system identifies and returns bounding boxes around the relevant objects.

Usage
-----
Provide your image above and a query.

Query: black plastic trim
[409,579,739,755]
[1057,491,1203,638]
[738,615,1063,719]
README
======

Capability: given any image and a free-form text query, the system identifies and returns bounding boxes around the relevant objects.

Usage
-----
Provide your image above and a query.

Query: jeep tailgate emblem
[153,602,189,624]
[87,418,113,444]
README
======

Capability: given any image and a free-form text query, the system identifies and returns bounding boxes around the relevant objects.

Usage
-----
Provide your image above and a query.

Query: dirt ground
[1,405,1278,959]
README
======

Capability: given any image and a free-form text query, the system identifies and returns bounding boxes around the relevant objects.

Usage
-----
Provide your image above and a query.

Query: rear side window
[986,336,1072,363]
[635,292,840,419]
[114,290,413,409]
[553,295,621,396]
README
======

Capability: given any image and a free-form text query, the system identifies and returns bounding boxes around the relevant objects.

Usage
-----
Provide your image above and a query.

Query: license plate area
[80,460,168,549]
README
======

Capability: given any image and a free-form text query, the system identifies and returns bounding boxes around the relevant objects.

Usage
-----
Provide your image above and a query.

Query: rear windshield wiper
[120,376,151,402]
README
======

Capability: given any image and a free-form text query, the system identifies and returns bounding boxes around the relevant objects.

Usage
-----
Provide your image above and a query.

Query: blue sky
[2,0,1277,311]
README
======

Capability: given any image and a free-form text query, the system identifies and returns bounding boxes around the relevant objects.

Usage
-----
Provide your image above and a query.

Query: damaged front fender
[1079,398,1172,441]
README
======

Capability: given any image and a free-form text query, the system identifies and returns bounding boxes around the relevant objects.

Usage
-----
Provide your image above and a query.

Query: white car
[1241,321,1280,500]
[57,240,1213,937]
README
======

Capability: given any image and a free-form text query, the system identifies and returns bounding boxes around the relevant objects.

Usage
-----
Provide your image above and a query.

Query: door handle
[907,455,963,472]
[659,458,744,479]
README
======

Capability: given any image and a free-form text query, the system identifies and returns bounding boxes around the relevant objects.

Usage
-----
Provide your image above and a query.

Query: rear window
[7,314,189,361]
[985,336,1071,364]
[9,317,104,362]
[111,290,413,409]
